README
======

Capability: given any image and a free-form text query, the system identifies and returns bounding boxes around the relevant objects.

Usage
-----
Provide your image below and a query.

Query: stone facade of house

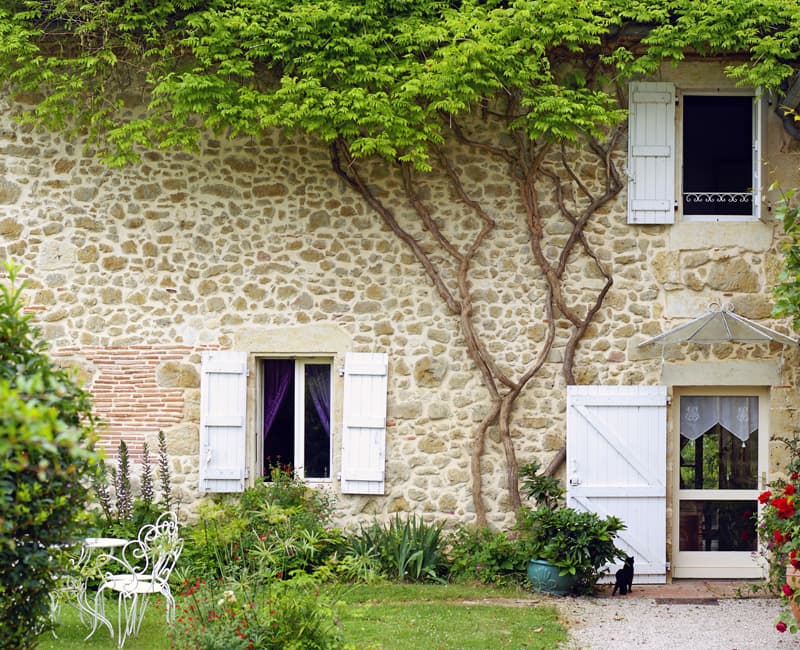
[2,62,800,550]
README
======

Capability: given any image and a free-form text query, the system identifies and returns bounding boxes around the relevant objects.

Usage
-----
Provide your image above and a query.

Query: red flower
[775,529,790,545]
[777,621,788,633]
[772,497,796,519]
[793,472,798,480]
[786,484,796,496]
[784,584,794,597]
[759,491,772,504]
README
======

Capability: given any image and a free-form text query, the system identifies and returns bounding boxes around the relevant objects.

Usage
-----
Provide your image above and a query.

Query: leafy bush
[520,459,564,511]
[356,514,447,582]
[0,263,102,648]
[516,506,626,594]
[171,572,346,650]
[446,525,529,586]
[181,465,342,581]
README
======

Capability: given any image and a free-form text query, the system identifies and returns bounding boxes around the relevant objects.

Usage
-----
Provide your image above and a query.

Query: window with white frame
[260,358,332,480]
[627,82,764,225]
[198,350,389,496]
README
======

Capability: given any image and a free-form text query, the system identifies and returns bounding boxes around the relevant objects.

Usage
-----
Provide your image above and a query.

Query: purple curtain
[263,360,293,443]
[306,365,331,435]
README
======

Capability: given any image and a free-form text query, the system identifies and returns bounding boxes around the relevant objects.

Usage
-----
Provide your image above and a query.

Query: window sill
[669,220,773,251]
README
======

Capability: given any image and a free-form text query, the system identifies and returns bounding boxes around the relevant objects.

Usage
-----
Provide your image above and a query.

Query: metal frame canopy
[639,302,798,347]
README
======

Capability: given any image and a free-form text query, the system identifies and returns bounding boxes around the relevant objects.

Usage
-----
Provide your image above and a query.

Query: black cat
[612,555,634,595]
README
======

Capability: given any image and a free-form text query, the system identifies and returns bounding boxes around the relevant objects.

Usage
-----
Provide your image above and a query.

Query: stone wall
[2,61,800,533]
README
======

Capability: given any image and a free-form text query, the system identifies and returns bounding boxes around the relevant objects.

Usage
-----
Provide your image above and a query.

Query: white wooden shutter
[199,350,248,493]
[341,352,388,495]
[627,82,676,224]
[566,385,668,583]
[753,92,766,220]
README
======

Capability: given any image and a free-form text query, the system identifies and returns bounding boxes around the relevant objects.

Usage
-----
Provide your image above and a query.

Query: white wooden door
[567,385,668,583]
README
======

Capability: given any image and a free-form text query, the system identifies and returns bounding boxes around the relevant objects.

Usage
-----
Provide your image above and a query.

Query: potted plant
[516,461,627,595]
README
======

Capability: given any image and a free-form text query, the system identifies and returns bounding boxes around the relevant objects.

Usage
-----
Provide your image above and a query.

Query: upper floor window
[681,94,755,221]
[627,82,764,225]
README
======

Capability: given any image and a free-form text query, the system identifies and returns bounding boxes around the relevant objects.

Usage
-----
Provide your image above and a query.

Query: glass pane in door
[679,500,758,551]
[679,424,758,490]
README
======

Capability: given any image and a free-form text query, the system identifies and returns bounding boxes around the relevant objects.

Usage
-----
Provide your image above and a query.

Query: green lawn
[338,583,566,650]
[41,583,567,650]
[39,599,169,650]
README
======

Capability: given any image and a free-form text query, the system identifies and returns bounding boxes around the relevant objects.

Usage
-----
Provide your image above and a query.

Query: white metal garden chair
[91,512,183,648]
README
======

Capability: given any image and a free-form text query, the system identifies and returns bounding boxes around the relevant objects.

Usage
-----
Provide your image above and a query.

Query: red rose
[793,472,798,480]
[772,497,796,519]
[784,584,794,597]
[776,530,787,545]
[759,490,772,504]
[777,621,788,633]
[791,550,798,560]
[786,484,796,496]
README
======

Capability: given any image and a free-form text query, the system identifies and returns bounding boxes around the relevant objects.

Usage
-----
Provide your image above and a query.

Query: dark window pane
[679,500,757,551]
[263,359,295,476]
[683,95,752,216]
[304,364,331,479]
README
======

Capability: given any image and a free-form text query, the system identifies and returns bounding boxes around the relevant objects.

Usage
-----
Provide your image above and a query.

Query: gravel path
[556,597,800,649]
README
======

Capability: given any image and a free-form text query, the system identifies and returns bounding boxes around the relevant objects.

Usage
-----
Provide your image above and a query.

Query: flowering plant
[756,435,800,634]
[170,572,347,650]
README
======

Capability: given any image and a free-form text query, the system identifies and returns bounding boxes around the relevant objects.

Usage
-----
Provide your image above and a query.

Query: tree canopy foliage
[1,0,798,166]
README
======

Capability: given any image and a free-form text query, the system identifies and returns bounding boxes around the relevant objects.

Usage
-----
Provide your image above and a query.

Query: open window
[628,82,765,225]
[260,358,332,481]
[200,350,388,495]
[680,94,759,221]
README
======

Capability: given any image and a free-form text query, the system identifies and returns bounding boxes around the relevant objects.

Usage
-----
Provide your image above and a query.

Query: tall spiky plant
[140,441,154,511]
[157,430,172,511]
[115,440,132,521]
[91,459,114,522]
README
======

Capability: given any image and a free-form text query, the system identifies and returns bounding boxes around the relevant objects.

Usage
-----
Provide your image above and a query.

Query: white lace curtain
[680,396,758,443]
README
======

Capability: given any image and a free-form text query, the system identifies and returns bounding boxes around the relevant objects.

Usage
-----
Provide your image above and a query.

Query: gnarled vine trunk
[331,101,623,526]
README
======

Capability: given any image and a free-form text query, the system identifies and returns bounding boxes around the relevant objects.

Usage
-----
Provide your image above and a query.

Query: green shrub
[180,466,342,582]
[0,263,102,649]
[446,525,529,586]
[519,459,565,511]
[356,514,447,582]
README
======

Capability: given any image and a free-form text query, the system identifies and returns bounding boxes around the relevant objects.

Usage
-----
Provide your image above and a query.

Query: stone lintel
[660,359,780,386]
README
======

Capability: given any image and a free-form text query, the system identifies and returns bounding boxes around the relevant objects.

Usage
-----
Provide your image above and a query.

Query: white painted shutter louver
[341,352,388,495]
[627,82,676,224]
[566,385,668,584]
[199,351,248,493]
